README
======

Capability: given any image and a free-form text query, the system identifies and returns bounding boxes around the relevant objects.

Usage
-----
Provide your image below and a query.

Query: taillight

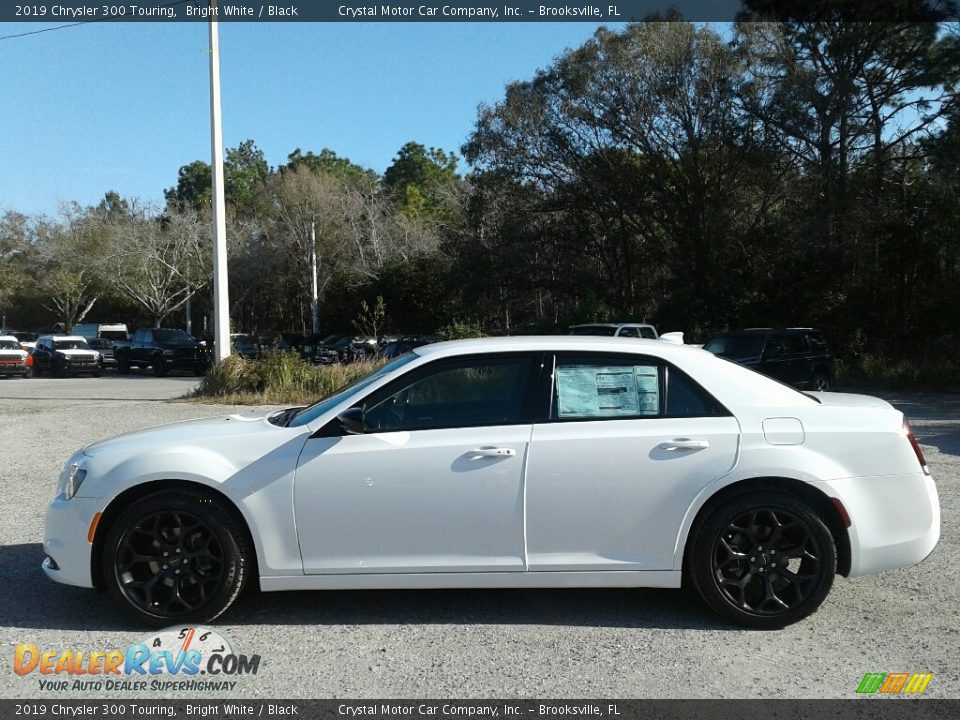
[903,419,930,475]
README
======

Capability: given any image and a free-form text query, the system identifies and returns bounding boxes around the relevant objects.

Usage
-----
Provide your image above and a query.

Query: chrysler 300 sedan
[42,337,940,628]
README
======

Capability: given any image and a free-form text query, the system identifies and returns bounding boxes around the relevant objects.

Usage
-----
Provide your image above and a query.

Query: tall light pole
[209,0,231,361]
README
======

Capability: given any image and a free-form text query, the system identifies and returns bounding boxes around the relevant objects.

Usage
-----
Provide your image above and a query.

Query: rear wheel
[688,491,836,629]
[101,490,250,626]
[152,353,169,376]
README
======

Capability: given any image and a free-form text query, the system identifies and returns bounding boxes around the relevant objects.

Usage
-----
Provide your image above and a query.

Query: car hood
[83,414,278,457]
[0,350,26,358]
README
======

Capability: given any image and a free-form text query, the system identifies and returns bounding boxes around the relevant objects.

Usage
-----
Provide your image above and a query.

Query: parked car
[703,328,835,391]
[568,323,684,344]
[569,322,659,339]
[296,336,339,365]
[87,338,118,368]
[0,335,32,378]
[325,335,374,363]
[31,335,102,377]
[378,336,441,359]
[74,323,129,342]
[114,328,208,376]
[11,331,38,351]
[43,336,938,628]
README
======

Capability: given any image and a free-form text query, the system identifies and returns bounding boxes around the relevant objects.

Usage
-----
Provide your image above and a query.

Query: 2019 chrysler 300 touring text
[41,337,940,628]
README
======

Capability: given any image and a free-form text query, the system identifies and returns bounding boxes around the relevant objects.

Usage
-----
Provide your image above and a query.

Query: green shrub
[188,351,387,405]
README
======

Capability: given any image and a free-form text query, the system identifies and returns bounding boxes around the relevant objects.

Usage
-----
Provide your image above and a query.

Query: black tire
[192,364,206,377]
[688,490,836,629]
[813,373,830,391]
[152,353,169,376]
[116,356,130,374]
[101,490,250,626]
[92,371,102,378]
[22,368,32,378]
[33,363,42,377]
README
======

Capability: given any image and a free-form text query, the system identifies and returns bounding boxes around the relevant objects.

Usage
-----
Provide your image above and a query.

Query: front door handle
[469,447,517,458]
[658,439,710,451]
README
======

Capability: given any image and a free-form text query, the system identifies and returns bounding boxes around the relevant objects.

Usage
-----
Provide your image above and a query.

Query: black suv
[114,328,208,376]
[703,328,835,391]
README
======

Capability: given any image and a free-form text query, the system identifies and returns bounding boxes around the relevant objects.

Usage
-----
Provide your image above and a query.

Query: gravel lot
[1,374,957,699]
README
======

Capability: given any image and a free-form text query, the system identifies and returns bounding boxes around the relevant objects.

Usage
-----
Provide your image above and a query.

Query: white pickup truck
[568,323,685,344]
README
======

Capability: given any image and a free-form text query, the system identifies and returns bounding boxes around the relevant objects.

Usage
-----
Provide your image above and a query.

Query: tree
[103,208,211,327]
[29,205,109,332]
[383,142,462,220]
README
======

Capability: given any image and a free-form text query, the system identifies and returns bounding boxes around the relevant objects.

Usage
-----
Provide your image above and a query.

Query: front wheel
[688,491,836,629]
[101,490,250,626]
[813,373,830,391]
[116,356,130,374]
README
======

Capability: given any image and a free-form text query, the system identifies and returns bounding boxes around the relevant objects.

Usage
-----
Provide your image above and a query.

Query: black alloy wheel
[689,491,835,628]
[102,491,249,625]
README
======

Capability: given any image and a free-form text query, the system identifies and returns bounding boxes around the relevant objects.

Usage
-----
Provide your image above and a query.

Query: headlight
[64,465,87,500]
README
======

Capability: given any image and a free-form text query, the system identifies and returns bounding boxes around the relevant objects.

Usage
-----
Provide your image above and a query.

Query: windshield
[155,329,195,345]
[288,353,419,427]
[569,326,617,336]
[55,340,90,350]
[704,335,765,360]
[0,340,20,350]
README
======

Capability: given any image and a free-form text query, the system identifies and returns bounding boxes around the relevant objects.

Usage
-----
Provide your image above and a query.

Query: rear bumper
[819,471,940,578]
[42,495,100,588]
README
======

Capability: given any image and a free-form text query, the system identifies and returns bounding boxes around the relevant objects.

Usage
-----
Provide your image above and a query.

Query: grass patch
[836,354,960,393]
[184,351,387,405]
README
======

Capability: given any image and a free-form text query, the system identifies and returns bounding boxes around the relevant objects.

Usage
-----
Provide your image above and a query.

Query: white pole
[310,221,319,336]
[209,1,231,361]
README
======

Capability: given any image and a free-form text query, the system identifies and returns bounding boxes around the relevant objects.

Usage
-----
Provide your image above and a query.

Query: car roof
[0,335,21,343]
[38,335,88,341]
[414,335,690,358]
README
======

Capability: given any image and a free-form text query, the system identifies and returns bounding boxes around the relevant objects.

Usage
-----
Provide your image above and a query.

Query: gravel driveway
[1,375,956,698]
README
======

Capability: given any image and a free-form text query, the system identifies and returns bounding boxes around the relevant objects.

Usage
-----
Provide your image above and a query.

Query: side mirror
[337,407,366,435]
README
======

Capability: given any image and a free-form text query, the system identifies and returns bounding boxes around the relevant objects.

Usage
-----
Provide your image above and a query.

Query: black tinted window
[364,356,536,432]
[806,333,829,353]
[666,367,725,417]
[704,334,764,359]
[618,327,641,338]
[783,334,806,355]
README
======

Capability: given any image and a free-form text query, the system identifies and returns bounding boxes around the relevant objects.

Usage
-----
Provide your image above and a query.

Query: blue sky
[0,21,627,216]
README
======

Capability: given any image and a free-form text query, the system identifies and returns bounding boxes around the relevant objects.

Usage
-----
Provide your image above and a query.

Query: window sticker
[555,365,659,418]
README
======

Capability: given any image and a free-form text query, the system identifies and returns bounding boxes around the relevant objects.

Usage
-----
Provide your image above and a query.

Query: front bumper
[42,495,102,588]
[821,470,940,578]
[0,361,28,374]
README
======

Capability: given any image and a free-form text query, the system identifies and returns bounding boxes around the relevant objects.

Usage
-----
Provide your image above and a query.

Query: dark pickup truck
[114,328,209,376]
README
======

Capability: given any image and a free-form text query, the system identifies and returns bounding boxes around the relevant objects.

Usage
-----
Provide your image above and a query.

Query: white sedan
[42,337,940,628]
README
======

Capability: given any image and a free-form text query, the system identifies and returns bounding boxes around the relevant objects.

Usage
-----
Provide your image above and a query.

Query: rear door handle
[470,447,517,458]
[658,439,710,451]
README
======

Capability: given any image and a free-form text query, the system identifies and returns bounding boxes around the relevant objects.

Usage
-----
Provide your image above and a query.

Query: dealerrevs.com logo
[856,673,934,695]
[14,626,260,692]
